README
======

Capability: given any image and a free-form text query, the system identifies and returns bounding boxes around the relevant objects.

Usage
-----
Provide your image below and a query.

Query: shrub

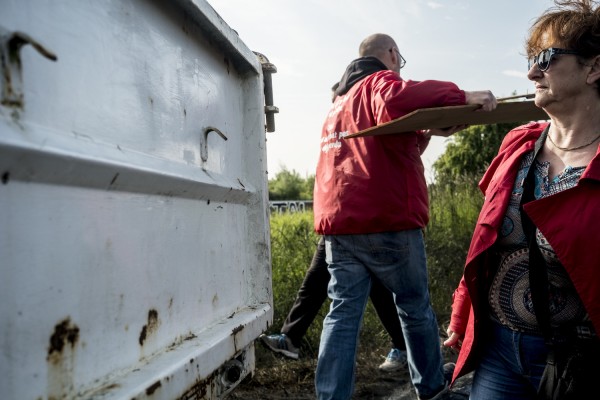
[425,176,483,325]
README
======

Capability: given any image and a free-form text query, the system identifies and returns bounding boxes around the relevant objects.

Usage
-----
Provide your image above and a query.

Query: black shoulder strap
[520,128,552,342]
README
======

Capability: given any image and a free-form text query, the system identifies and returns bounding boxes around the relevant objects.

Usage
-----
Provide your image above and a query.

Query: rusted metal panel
[0,0,273,398]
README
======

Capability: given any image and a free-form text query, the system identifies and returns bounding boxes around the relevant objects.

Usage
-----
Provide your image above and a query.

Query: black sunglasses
[528,47,580,71]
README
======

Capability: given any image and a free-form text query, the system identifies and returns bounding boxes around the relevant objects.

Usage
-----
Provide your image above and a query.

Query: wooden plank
[346,100,548,138]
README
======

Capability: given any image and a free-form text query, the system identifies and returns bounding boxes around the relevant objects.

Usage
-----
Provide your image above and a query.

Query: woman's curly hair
[527,0,600,92]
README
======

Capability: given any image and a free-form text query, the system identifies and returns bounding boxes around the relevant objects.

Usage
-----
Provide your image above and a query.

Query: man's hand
[465,90,497,111]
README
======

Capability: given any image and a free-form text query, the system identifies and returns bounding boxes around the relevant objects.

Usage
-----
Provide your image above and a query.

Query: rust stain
[47,318,79,399]
[184,333,197,341]
[231,325,243,335]
[139,309,159,346]
[231,324,244,353]
[145,380,162,395]
[177,372,214,400]
[47,318,79,360]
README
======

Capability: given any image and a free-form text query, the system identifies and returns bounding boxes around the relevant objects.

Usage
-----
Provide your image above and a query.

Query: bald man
[313,33,496,400]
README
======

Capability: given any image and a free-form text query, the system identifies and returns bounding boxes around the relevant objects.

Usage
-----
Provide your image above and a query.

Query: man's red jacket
[314,69,465,234]
[449,121,600,382]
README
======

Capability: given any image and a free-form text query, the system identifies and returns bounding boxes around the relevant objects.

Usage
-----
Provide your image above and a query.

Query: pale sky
[208,0,554,181]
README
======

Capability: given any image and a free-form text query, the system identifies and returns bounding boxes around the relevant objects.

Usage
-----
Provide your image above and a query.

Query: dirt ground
[226,341,473,400]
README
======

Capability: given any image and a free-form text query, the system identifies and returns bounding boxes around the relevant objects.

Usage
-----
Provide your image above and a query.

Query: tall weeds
[425,176,484,324]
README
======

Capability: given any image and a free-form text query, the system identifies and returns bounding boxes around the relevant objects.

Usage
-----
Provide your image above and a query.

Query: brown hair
[526,0,600,59]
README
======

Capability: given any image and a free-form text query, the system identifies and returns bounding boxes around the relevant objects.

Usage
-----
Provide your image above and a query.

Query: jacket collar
[334,57,388,97]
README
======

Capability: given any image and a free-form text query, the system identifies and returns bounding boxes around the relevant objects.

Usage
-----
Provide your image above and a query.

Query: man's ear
[586,55,600,85]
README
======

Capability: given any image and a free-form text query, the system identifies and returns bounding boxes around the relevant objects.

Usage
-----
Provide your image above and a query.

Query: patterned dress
[488,150,595,338]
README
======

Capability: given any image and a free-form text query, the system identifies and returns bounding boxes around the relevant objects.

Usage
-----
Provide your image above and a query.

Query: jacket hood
[334,57,388,97]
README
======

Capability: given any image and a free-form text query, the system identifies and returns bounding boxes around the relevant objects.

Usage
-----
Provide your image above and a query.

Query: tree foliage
[268,167,314,200]
[432,122,521,184]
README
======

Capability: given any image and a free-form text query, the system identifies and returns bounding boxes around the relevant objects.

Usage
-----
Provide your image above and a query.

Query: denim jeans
[282,236,405,350]
[470,321,548,400]
[315,230,444,400]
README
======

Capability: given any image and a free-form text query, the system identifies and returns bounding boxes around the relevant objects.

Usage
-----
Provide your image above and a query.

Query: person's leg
[362,229,444,399]
[315,235,371,400]
[470,321,546,400]
[280,236,330,347]
[369,277,406,351]
[369,277,408,371]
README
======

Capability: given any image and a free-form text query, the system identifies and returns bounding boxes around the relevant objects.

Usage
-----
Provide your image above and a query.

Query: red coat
[314,70,466,234]
[450,121,600,382]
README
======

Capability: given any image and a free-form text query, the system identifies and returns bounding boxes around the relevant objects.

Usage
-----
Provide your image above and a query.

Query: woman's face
[527,45,590,110]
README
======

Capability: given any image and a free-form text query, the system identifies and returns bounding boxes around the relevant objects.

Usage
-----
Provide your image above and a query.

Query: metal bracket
[1,27,57,108]
[254,52,278,133]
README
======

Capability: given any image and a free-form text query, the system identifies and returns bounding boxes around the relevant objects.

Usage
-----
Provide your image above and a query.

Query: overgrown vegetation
[425,176,484,322]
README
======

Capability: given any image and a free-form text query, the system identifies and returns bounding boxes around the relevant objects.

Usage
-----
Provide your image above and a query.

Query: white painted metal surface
[0,1,273,398]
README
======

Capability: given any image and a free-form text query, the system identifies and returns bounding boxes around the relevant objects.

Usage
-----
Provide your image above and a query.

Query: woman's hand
[443,328,463,351]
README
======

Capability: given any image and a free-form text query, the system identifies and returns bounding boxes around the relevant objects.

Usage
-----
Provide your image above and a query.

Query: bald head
[358,33,401,72]
[359,33,396,59]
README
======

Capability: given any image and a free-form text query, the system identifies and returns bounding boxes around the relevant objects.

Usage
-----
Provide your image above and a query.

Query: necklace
[547,131,600,151]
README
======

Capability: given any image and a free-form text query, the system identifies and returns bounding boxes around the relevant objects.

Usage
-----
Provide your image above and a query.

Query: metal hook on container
[201,126,228,162]
[1,28,57,107]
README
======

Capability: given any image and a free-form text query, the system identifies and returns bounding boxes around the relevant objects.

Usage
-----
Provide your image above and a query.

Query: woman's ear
[586,55,600,85]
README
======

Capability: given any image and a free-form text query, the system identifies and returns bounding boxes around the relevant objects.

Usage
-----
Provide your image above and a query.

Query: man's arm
[417,89,498,154]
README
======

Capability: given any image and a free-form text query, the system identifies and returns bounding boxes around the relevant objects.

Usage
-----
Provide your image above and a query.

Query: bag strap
[519,128,553,343]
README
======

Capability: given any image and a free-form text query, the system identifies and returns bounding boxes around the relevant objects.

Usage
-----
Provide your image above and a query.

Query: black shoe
[417,362,455,400]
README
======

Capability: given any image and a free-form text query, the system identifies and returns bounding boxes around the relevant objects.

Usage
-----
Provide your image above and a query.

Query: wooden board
[346,100,548,138]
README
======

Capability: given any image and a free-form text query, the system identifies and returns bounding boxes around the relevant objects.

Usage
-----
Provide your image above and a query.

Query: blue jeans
[470,321,548,400]
[315,230,444,400]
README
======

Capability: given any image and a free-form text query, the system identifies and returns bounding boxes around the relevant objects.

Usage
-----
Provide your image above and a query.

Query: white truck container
[0,1,276,398]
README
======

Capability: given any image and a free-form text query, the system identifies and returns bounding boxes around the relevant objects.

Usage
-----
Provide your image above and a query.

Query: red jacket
[450,121,600,382]
[314,70,466,234]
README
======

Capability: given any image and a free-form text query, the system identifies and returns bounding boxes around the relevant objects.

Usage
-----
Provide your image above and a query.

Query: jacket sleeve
[370,71,466,124]
[478,122,547,193]
[449,276,471,336]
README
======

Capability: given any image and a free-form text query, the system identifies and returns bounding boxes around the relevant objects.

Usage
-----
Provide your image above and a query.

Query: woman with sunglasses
[444,1,600,399]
